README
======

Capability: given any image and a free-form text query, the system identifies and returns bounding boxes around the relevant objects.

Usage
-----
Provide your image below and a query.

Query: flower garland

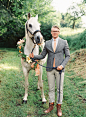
[17,37,26,59]
[17,37,43,75]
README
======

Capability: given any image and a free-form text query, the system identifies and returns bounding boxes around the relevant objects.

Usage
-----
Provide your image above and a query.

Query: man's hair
[51,25,60,30]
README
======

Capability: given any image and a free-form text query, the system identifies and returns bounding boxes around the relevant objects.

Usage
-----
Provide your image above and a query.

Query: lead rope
[58,71,62,103]
[30,44,62,70]
[31,44,62,103]
[30,44,62,72]
[31,57,62,72]
[31,44,36,53]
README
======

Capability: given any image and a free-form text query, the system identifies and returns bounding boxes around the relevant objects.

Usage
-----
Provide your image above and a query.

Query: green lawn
[0,48,86,117]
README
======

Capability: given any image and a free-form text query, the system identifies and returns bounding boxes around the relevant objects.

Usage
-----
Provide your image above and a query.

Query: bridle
[26,23,41,44]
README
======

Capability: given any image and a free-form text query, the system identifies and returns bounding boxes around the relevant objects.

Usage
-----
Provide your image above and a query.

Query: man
[30,25,70,116]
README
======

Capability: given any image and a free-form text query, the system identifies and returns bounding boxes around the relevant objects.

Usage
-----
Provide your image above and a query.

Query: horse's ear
[35,14,38,20]
[28,13,31,20]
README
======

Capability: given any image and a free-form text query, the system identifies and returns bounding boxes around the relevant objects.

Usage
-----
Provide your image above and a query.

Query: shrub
[70,29,86,50]
[0,19,25,48]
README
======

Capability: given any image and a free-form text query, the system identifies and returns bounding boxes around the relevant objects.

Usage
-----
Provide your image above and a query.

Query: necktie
[53,39,56,52]
[53,40,56,67]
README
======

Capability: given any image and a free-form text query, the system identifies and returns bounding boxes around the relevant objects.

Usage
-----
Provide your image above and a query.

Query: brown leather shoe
[56,104,62,117]
[44,102,54,113]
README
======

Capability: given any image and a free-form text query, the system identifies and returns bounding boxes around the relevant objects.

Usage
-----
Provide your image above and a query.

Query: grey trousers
[47,69,64,104]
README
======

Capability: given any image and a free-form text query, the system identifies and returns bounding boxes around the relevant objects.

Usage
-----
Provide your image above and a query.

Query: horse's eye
[29,24,32,28]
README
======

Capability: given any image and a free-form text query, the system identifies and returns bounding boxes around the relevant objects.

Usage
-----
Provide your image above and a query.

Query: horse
[21,13,47,104]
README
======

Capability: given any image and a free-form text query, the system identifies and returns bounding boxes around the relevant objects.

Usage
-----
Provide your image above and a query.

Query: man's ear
[59,31,60,34]
[27,13,31,20]
[51,31,52,35]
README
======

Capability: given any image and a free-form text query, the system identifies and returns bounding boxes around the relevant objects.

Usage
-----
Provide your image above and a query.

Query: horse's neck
[24,35,39,56]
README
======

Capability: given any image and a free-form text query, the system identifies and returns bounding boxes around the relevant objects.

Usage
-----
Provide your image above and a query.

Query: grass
[60,28,84,37]
[0,47,86,117]
[0,28,86,117]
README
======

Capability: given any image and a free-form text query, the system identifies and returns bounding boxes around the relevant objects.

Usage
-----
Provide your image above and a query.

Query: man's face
[51,27,60,39]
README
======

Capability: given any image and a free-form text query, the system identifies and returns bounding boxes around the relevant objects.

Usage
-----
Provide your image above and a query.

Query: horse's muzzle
[34,35,43,44]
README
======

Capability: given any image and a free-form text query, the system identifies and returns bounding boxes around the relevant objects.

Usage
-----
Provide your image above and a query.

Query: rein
[31,57,62,73]
[31,44,36,54]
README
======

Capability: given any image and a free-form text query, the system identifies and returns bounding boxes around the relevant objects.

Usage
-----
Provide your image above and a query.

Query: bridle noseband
[26,23,41,44]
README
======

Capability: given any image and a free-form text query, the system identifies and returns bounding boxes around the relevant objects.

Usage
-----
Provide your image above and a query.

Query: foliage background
[0,0,86,48]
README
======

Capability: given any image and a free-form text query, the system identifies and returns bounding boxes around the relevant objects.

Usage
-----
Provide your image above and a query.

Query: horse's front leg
[38,66,47,103]
[22,66,29,104]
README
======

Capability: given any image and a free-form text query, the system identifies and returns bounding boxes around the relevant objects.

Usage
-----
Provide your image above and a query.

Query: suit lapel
[47,38,61,53]
[47,39,53,52]
[50,39,53,52]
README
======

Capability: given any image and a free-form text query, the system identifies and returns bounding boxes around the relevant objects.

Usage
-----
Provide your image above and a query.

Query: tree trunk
[72,20,75,29]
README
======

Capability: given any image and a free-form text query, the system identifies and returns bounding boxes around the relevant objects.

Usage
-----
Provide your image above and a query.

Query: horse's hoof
[42,102,46,104]
[22,100,27,104]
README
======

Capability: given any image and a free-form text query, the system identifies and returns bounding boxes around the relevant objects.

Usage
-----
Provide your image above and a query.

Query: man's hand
[57,65,63,70]
[29,52,34,58]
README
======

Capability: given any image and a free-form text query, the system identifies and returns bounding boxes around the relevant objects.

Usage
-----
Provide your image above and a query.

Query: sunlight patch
[0,64,19,70]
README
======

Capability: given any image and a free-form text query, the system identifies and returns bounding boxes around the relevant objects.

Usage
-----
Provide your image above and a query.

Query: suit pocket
[57,50,63,53]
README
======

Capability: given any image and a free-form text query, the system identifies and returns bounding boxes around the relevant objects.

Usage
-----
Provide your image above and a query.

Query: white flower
[17,39,25,45]
[26,56,32,63]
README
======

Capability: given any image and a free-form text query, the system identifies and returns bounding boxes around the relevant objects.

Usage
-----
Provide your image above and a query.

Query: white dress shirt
[52,37,59,49]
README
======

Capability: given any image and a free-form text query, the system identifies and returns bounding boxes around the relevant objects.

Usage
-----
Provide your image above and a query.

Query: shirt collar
[52,36,59,41]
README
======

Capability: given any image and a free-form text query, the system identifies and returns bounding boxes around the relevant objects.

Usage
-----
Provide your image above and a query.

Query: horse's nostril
[37,36,40,40]
[35,36,40,43]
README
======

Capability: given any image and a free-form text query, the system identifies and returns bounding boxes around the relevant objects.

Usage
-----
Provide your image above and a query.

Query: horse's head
[25,13,43,44]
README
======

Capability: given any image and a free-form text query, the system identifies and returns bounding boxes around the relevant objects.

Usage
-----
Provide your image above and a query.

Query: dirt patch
[66,49,86,79]
[0,50,7,60]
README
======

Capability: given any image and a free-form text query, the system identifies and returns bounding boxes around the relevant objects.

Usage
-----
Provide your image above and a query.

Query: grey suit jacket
[34,37,70,71]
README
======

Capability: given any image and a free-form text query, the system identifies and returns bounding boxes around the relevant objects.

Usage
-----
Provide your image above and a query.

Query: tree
[0,0,56,47]
[60,13,69,27]
[40,11,61,41]
[66,2,86,29]
[83,0,86,3]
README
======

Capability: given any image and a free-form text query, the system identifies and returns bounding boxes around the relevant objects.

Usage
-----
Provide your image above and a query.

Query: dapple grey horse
[21,13,47,103]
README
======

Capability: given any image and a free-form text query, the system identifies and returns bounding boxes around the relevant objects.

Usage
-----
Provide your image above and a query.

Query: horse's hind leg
[22,66,29,103]
[38,66,47,103]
